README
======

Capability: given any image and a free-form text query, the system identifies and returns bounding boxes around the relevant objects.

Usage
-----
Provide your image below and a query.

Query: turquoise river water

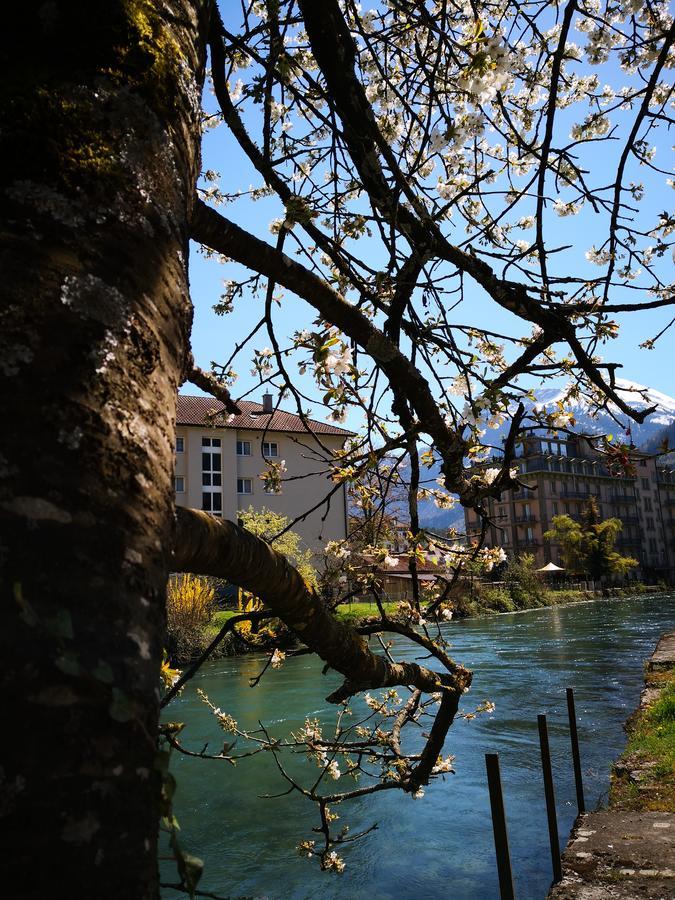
[160,593,674,899]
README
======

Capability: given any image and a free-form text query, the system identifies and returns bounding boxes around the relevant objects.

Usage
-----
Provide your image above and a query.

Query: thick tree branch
[294,0,660,433]
[296,0,572,333]
[173,507,471,702]
[190,200,472,493]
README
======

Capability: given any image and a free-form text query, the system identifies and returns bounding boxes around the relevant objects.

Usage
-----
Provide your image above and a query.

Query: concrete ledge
[548,809,674,899]
[647,632,675,674]
[549,632,675,899]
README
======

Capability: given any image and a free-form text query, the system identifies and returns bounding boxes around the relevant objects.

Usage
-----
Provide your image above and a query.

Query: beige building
[174,393,353,554]
[464,434,675,582]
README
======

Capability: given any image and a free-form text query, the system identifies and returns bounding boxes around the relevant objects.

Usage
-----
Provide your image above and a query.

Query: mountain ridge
[417,378,675,529]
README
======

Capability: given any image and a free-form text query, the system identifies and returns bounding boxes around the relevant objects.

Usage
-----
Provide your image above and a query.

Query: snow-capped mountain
[528,379,675,445]
[416,378,675,529]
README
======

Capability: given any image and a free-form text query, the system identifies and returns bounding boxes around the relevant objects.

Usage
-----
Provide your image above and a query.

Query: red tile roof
[176,394,354,437]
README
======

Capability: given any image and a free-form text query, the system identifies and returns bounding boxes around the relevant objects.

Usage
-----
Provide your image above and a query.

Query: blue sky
[186,7,675,422]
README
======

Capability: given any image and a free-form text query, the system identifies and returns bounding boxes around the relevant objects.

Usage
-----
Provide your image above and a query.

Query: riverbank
[450,581,664,619]
[549,631,675,899]
[611,631,675,812]
[332,583,669,627]
[171,584,669,665]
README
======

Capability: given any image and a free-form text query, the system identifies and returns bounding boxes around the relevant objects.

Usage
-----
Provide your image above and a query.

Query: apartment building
[174,393,353,553]
[464,434,675,581]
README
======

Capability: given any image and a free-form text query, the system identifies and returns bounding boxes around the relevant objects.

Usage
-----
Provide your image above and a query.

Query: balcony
[514,515,537,524]
[609,494,636,503]
[561,490,601,500]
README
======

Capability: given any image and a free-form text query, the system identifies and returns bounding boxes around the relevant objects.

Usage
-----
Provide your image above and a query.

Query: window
[176,436,184,453]
[262,441,279,458]
[646,518,655,531]
[201,452,222,484]
[202,492,222,515]
[237,478,253,495]
[237,440,251,456]
[202,439,222,515]
[552,502,558,515]
[526,527,534,542]
[641,477,649,490]
[174,476,184,493]
[644,496,653,512]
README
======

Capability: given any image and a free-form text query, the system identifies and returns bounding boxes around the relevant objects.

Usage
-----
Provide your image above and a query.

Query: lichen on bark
[0,3,210,897]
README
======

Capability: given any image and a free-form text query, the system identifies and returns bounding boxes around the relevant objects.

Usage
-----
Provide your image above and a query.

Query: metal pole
[538,714,563,885]
[485,753,516,900]
[566,688,585,815]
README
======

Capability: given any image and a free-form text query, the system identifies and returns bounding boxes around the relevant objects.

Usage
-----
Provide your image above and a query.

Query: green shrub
[548,589,586,605]
[451,593,479,618]
[479,588,515,613]
[504,553,546,609]
[166,574,216,662]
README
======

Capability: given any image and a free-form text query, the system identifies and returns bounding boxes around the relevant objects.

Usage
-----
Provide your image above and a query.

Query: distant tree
[544,498,638,579]
[504,553,546,606]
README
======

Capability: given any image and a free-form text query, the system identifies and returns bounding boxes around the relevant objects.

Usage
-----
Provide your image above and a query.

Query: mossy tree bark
[0,3,208,897]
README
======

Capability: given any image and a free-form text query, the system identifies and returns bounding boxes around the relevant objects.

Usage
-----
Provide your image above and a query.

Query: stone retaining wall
[548,631,674,899]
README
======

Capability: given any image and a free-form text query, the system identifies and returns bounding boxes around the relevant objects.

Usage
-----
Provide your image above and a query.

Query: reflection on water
[161,593,674,900]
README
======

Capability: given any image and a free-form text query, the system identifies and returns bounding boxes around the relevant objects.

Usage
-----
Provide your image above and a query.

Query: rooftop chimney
[262,391,273,414]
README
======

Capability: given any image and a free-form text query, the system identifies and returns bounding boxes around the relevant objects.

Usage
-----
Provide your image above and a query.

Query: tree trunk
[0,3,208,896]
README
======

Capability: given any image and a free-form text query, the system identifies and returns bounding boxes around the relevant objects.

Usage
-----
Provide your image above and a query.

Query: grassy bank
[334,601,398,625]
[175,584,666,663]
[451,581,659,619]
[209,584,662,632]
[610,667,675,812]
[206,604,401,634]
